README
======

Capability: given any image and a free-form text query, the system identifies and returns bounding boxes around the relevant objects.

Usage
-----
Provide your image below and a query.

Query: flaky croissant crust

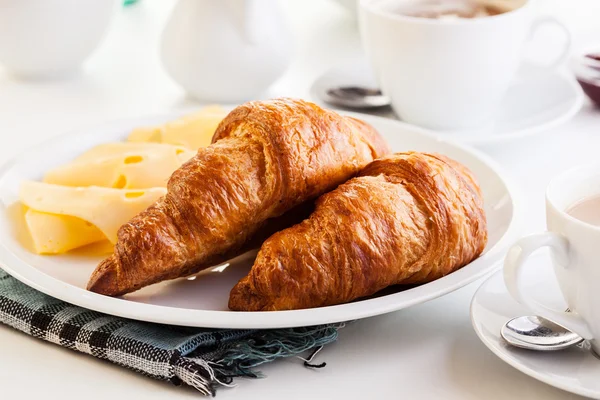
[88,98,389,296]
[229,152,487,311]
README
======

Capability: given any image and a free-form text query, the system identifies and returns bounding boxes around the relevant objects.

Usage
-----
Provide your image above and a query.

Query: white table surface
[1,1,599,399]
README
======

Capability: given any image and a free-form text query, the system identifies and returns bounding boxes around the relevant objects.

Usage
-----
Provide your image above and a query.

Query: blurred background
[1,0,598,155]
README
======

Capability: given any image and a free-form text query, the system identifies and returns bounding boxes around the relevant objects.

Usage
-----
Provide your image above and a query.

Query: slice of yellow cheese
[128,106,226,150]
[25,209,106,254]
[44,143,195,189]
[20,182,167,243]
[127,127,162,143]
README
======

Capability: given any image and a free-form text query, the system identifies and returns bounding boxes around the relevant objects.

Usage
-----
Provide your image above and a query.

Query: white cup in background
[0,0,117,79]
[504,164,600,354]
[359,0,571,131]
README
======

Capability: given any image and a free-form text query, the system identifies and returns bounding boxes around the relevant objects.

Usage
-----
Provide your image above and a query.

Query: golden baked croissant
[87,98,389,296]
[229,152,487,311]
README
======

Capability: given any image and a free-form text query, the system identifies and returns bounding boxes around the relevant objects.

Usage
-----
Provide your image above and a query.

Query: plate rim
[0,112,523,329]
[470,268,600,399]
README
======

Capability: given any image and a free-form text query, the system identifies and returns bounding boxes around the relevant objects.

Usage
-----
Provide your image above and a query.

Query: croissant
[87,98,390,296]
[229,152,487,311]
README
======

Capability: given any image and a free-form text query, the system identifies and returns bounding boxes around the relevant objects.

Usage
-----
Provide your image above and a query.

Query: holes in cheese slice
[123,155,144,164]
[113,175,127,189]
[124,191,145,199]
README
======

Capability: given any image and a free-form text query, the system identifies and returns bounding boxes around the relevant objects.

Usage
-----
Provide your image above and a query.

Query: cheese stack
[20,106,227,254]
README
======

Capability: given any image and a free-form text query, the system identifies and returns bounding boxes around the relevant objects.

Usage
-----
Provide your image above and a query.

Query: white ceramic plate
[311,62,584,146]
[471,252,600,399]
[0,113,520,329]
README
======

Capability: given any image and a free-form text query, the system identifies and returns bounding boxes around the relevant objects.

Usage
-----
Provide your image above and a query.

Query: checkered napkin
[0,269,340,396]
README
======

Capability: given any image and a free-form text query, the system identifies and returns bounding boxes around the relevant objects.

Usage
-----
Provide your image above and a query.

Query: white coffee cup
[0,0,117,79]
[504,164,600,353]
[359,0,571,131]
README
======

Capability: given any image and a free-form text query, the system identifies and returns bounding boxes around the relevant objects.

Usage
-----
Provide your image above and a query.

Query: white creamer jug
[160,0,293,103]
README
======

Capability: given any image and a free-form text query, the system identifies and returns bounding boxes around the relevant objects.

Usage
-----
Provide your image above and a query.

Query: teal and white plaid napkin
[0,269,340,396]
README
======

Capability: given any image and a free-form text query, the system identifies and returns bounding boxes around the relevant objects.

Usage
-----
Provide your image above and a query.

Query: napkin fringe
[172,356,222,396]
[172,324,343,396]
[216,324,342,378]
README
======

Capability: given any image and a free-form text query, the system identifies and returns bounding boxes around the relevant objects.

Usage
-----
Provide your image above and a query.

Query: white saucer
[311,62,584,146]
[470,251,600,399]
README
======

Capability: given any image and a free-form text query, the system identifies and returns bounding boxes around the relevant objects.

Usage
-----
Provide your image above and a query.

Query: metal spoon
[319,85,391,110]
[501,315,584,351]
[310,61,392,110]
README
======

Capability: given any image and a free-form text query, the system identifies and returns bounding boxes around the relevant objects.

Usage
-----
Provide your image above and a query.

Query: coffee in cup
[380,0,513,20]
[566,195,600,227]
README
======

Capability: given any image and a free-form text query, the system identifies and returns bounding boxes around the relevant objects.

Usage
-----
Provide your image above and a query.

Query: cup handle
[503,232,594,340]
[525,16,572,69]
